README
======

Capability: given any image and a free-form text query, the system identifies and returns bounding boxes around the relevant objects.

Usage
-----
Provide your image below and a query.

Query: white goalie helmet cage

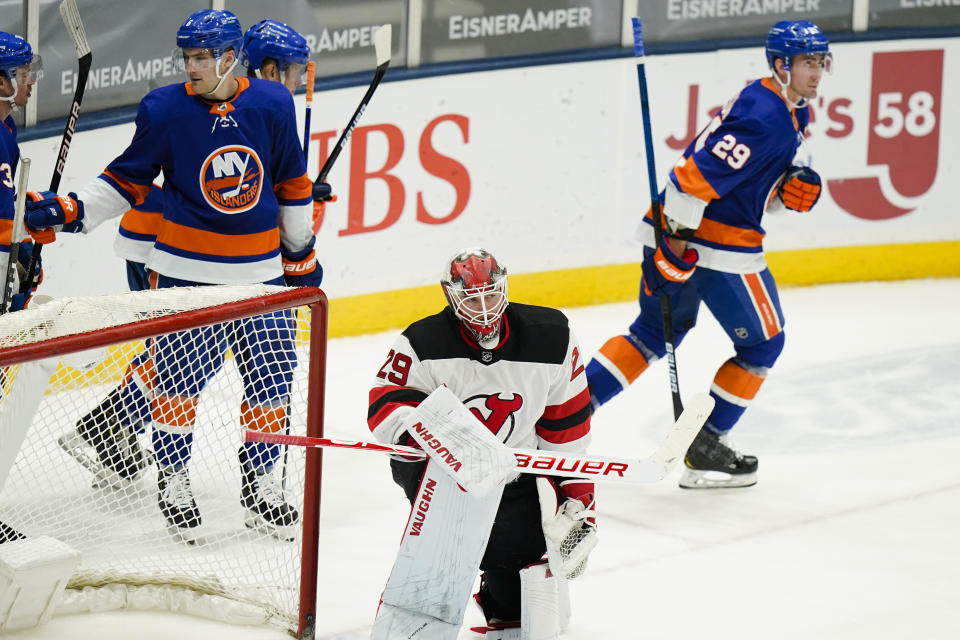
[440,247,508,346]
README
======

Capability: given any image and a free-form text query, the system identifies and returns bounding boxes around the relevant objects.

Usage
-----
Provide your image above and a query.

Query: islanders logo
[199,145,263,214]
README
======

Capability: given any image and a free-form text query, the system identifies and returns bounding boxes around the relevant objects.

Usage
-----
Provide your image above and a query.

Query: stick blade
[59,0,91,58]
[650,392,714,473]
[373,24,392,67]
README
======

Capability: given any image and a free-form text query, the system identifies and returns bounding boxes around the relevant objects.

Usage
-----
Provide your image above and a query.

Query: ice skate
[59,387,152,489]
[239,447,299,541]
[157,464,201,543]
[470,576,521,639]
[679,428,758,489]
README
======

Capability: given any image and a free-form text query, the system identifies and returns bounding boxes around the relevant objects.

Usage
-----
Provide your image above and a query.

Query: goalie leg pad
[520,560,569,640]
[377,458,503,630]
[371,603,460,640]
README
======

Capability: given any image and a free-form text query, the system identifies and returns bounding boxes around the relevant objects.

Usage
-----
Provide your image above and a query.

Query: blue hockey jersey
[0,115,20,261]
[81,77,313,284]
[640,77,809,273]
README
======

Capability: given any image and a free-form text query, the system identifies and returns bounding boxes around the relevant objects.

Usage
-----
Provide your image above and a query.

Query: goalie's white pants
[372,458,503,640]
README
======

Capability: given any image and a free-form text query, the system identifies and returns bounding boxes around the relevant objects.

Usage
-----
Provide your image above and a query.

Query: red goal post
[0,285,327,638]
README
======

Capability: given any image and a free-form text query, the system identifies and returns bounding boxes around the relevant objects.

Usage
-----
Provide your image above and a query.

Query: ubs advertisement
[19,36,959,301]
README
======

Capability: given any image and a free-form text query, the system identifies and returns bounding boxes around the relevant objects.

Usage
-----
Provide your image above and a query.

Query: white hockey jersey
[368,303,592,455]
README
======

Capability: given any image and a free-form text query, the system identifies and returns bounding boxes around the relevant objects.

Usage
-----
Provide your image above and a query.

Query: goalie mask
[441,248,508,348]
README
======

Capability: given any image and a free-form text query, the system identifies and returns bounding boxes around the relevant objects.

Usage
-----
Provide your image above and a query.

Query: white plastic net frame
[0,284,327,639]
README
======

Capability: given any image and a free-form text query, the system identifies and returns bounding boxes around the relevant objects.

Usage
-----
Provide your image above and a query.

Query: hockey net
[0,284,326,638]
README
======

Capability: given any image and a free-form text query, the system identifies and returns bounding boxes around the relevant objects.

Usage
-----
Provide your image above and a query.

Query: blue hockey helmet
[241,20,309,72]
[765,20,831,72]
[176,9,243,57]
[0,31,41,81]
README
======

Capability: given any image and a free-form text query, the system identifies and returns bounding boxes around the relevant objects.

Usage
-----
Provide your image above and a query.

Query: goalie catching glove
[778,166,822,212]
[24,191,85,244]
[538,477,597,580]
[642,236,699,297]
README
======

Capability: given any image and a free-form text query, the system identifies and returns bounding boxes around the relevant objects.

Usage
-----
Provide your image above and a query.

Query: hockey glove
[281,238,323,288]
[24,191,85,244]
[311,182,336,232]
[642,237,699,297]
[541,478,598,579]
[778,166,822,212]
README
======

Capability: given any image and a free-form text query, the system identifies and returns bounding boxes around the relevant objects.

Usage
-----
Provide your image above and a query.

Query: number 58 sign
[828,50,943,220]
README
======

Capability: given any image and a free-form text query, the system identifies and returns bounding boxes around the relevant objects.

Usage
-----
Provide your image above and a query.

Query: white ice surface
[5,279,959,640]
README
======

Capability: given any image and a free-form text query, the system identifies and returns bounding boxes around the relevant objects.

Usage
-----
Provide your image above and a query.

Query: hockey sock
[151,430,193,468]
[120,350,155,433]
[241,441,280,473]
[707,358,767,431]
[585,334,652,407]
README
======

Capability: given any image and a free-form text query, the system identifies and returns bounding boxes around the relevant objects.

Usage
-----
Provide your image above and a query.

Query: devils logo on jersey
[199,145,263,214]
[464,393,523,441]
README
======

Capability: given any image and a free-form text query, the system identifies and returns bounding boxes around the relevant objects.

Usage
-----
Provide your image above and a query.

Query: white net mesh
[0,285,322,636]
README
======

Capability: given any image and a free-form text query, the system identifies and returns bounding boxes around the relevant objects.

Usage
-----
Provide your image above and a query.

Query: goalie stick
[633,17,684,421]
[22,0,91,295]
[1,157,30,313]
[247,392,714,484]
[312,23,391,198]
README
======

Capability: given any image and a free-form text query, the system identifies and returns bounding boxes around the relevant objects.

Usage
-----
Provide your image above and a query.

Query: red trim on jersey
[368,385,422,432]
[536,418,591,445]
[540,387,591,421]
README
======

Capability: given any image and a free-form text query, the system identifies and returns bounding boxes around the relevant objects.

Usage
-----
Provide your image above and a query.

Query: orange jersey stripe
[275,173,312,201]
[713,359,765,402]
[743,273,781,338]
[672,156,721,202]
[598,335,650,384]
[103,169,153,205]
[152,395,198,428]
[120,208,163,235]
[240,403,287,434]
[0,219,13,245]
[695,217,765,248]
[157,220,279,258]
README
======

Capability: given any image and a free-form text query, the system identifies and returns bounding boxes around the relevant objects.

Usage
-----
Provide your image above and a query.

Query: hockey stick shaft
[245,393,713,484]
[22,0,91,294]
[632,18,684,421]
[313,24,391,190]
[2,157,30,313]
[302,60,315,164]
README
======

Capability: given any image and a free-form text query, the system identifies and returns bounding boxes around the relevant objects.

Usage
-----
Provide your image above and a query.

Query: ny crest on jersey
[199,145,263,214]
